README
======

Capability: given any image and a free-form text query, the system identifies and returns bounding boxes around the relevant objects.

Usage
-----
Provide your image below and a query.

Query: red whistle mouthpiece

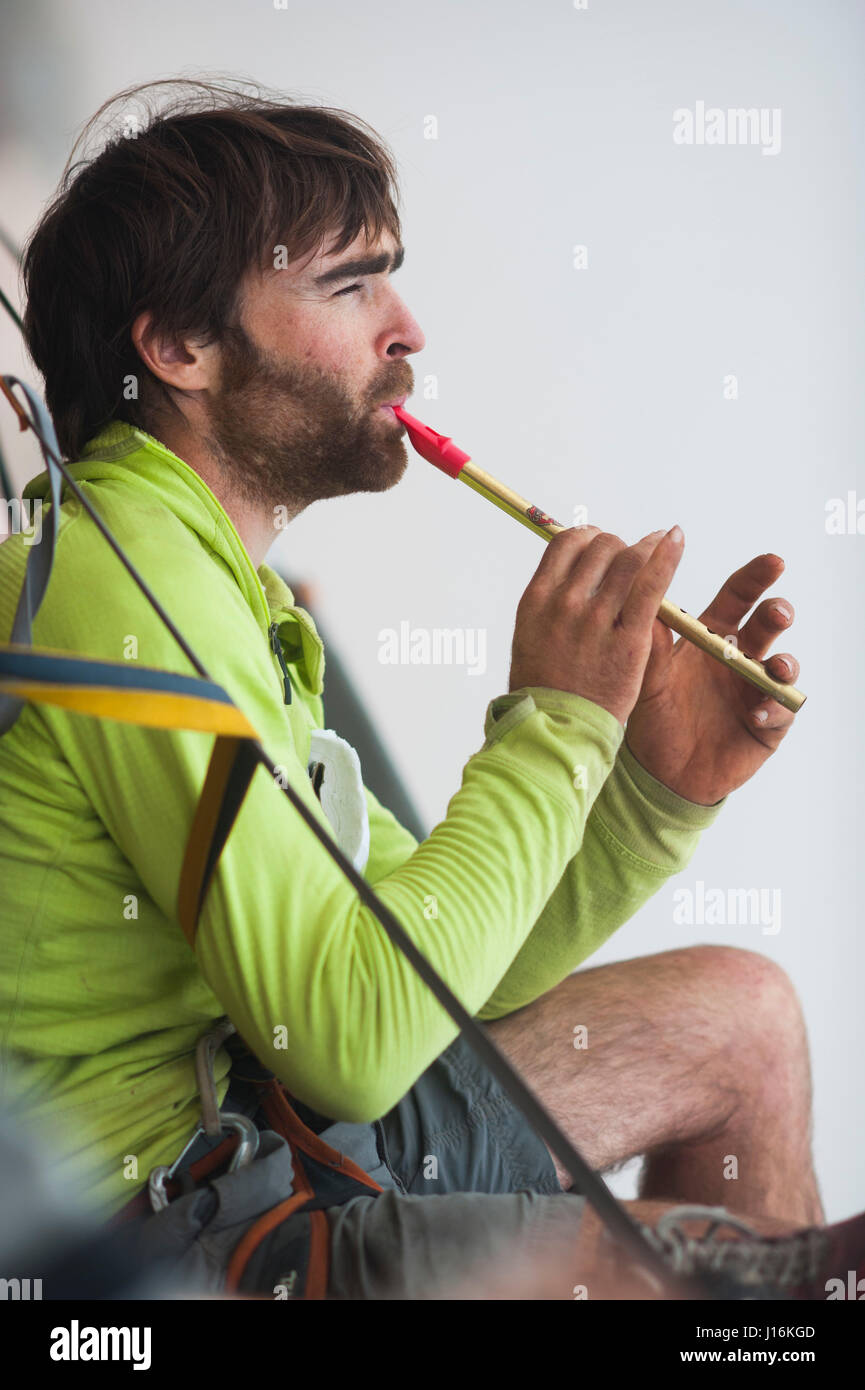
[392,405,471,479]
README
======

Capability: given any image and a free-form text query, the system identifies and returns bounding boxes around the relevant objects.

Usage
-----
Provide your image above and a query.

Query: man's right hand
[507,525,684,726]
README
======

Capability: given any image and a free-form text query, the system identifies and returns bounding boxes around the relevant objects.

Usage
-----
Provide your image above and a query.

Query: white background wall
[1,0,862,1221]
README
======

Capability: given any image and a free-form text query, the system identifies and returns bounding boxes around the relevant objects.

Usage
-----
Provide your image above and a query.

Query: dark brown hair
[22,78,403,458]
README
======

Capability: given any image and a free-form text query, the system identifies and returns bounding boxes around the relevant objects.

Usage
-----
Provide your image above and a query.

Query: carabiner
[147,1021,260,1212]
[221,1112,260,1171]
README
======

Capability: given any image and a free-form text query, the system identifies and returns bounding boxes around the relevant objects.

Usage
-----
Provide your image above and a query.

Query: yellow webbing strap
[0,643,261,947]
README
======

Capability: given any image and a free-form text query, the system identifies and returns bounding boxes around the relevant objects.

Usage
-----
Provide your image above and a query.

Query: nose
[379,291,426,359]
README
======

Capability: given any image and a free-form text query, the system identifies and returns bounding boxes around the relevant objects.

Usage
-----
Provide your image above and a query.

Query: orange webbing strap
[221,1077,385,1298]
[306,1211,330,1301]
[223,1157,314,1296]
[259,1079,384,1195]
[176,732,262,946]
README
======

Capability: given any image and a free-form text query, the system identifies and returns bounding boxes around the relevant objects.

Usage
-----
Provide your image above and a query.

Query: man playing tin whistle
[4,80,857,1302]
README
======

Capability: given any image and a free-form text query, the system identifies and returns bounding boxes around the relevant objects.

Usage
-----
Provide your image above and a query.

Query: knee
[683,944,807,1055]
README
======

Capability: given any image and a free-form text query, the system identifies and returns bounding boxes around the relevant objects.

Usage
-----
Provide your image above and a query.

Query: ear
[131,311,219,392]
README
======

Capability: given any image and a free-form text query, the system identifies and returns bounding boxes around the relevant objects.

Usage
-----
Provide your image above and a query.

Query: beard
[201,322,412,513]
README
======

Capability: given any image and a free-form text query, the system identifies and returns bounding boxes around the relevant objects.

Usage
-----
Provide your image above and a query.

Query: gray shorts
[378,1027,564,1197]
[325,1188,586,1299]
[127,1028,585,1299]
[324,1029,587,1299]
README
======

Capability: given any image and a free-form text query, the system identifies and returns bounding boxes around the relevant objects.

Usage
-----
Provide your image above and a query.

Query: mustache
[216,329,415,411]
[370,371,414,408]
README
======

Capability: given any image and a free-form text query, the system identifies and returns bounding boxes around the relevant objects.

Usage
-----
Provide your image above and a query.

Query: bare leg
[484,945,823,1225]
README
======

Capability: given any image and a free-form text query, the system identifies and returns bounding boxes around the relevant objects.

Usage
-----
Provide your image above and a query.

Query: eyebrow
[313,244,405,287]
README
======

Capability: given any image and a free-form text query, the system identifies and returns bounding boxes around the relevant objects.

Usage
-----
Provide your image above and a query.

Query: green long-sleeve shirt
[0,421,724,1218]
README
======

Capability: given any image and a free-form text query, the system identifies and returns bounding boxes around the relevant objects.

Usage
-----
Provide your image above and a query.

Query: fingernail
[667,525,683,543]
[753,708,769,724]
[771,602,792,620]
[775,657,792,674]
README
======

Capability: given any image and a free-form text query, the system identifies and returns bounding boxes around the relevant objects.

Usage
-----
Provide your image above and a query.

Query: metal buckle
[148,1020,260,1213]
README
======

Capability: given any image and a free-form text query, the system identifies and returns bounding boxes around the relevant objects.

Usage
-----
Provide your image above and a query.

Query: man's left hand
[624,553,800,806]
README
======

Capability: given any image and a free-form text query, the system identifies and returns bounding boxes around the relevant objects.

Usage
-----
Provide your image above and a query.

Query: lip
[377,394,408,411]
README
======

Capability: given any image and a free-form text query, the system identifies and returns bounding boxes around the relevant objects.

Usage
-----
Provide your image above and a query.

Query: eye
[333,282,362,297]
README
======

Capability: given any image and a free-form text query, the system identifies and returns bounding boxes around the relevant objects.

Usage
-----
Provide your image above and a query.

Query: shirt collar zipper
[268,621,293,705]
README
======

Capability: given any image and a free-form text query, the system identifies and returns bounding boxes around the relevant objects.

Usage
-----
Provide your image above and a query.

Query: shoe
[637,1203,857,1301]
